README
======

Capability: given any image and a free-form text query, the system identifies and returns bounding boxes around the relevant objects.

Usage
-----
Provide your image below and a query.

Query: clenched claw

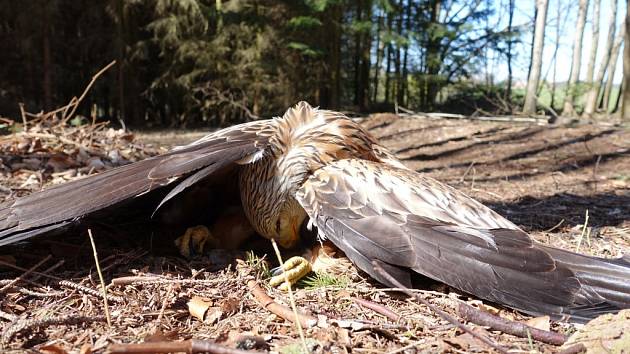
[269,256,312,291]
[174,225,212,258]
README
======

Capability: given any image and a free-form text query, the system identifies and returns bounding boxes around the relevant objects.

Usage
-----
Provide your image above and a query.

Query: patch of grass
[245,251,271,278]
[298,272,350,289]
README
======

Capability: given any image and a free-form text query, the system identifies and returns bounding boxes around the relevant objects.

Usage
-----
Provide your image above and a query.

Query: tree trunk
[523,0,549,115]
[585,0,600,83]
[505,0,515,104]
[401,3,411,106]
[394,0,403,106]
[385,44,392,104]
[601,30,623,112]
[372,10,384,103]
[358,1,372,111]
[42,20,52,111]
[353,2,363,108]
[115,0,126,126]
[583,0,619,117]
[622,0,630,119]
[550,0,563,109]
[425,0,442,110]
[561,0,589,116]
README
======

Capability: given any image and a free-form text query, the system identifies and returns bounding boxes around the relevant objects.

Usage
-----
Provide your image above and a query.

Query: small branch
[349,297,401,322]
[59,280,124,303]
[557,343,587,354]
[1,315,106,346]
[61,61,116,124]
[246,279,317,329]
[372,261,508,354]
[108,339,264,354]
[457,303,567,346]
[110,276,226,286]
[156,284,174,324]
[0,255,52,294]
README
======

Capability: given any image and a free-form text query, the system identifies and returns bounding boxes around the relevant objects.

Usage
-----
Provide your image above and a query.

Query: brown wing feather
[297,159,630,322]
[0,120,273,245]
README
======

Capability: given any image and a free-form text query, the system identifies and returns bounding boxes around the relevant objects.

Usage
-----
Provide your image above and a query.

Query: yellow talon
[269,256,312,291]
[174,225,212,258]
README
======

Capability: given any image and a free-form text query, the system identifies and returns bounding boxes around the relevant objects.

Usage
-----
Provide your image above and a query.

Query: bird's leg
[269,256,312,291]
[174,208,255,257]
[174,225,213,258]
[269,241,353,290]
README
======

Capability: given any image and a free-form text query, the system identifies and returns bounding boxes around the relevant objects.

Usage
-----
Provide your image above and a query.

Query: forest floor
[1,114,629,353]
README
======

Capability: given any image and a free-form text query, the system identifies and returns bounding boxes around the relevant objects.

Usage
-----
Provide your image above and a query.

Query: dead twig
[372,260,508,354]
[61,61,116,124]
[457,303,567,346]
[1,315,106,346]
[59,280,124,303]
[156,284,174,324]
[110,276,225,286]
[557,343,587,354]
[349,297,401,322]
[0,255,52,294]
[246,279,317,329]
[108,339,264,354]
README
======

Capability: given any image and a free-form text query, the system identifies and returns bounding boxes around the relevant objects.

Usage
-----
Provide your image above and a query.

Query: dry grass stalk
[270,238,310,354]
[87,229,111,327]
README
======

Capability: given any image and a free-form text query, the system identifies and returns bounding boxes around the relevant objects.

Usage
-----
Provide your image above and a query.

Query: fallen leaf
[187,296,212,322]
[562,309,630,354]
[38,343,68,354]
[524,315,550,331]
[205,307,223,324]
[219,296,240,316]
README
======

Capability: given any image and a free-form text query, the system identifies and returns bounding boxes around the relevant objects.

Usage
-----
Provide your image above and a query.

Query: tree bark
[372,9,384,103]
[561,0,589,117]
[385,44,392,104]
[550,0,563,109]
[394,0,403,106]
[42,20,52,111]
[401,3,411,106]
[505,0,515,104]
[425,0,442,110]
[601,30,623,112]
[359,1,372,110]
[585,0,600,83]
[622,0,630,119]
[523,0,549,115]
[583,0,619,117]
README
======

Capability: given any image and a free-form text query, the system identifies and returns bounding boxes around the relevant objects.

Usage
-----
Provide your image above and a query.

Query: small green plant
[298,272,350,289]
[245,251,271,278]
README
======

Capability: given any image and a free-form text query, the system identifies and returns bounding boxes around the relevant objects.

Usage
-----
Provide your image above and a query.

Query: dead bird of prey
[0,101,628,323]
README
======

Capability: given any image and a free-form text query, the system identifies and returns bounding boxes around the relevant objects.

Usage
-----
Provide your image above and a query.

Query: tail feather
[540,245,630,318]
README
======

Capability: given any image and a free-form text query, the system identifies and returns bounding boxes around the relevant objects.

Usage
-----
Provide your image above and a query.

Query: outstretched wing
[0,120,274,245]
[296,159,630,322]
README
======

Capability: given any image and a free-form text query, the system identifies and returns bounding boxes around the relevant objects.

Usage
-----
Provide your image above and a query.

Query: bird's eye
[276,219,281,233]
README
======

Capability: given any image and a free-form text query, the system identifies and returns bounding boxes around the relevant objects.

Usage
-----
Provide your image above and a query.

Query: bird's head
[270,197,308,249]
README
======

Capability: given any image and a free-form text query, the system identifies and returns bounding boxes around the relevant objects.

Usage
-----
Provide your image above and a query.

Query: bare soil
[1,115,628,353]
